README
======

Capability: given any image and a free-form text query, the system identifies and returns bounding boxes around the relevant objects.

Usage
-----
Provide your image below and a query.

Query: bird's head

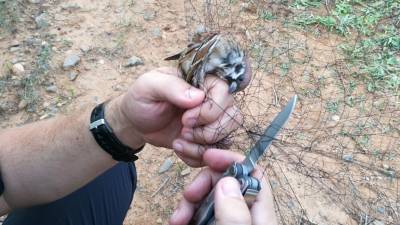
[220,50,251,93]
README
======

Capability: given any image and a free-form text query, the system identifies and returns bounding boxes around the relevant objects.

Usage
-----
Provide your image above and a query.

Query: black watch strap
[89,103,144,162]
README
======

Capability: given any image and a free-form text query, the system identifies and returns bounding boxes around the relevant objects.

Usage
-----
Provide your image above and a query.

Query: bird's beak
[228,81,238,93]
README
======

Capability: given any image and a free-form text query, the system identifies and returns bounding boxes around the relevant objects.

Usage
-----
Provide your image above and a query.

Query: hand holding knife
[190,95,298,225]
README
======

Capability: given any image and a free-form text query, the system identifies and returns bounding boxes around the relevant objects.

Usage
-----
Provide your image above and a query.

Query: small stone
[377,206,385,214]
[125,56,144,67]
[46,85,58,93]
[10,40,20,47]
[12,63,25,75]
[35,13,50,29]
[61,3,81,10]
[159,158,173,173]
[63,54,81,69]
[383,164,389,170]
[143,10,155,21]
[151,28,162,38]
[10,46,20,52]
[68,71,79,81]
[43,102,50,108]
[180,168,191,176]
[331,115,340,122]
[342,154,353,162]
[156,218,162,224]
[18,100,28,110]
[29,0,42,3]
[373,220,384,225]
[113,84,123,92]
[195,25,206,35]
[40,114,51,120]
[98,59,105,65]
[80,45,91,53]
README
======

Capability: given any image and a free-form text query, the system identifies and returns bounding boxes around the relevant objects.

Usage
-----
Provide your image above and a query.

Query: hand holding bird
[165,33,252,93]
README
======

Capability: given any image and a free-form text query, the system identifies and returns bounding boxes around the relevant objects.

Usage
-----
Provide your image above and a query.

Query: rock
[35,13,50,29]
[342,154,353,162]
[63,54,81,69]
[125,56,144,67]
[10,46,20,52]
[113,84,123,92]
[180,167,191,176]
[80,45,91,53]
[45,85,58,93]
[10,40,20,47]
[373,220,384,225]
[61,3,81,10]
[18,100,28,110]
[143,10,156,21]
[156,218,162,224]
[68,71,79,81]
[12,63,25,75]
[377,206,385,214]
[159,158,173,173]
[151,28,162,38]
[40,114,51,120]
[195,25,206,35]
[98,59,105,65]
[331,115,340,122]
[29,0,42,3]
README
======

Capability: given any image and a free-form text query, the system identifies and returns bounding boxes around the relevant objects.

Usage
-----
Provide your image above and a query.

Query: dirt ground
[1,0,398,225]
[0,0,198,224]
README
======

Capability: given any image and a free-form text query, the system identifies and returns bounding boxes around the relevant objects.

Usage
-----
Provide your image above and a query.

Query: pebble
[158,158,173,173]
[377,206,385,214]
[45,85,58,93]
[10,47,20,52]
[180,168,191,176]
[98,59,105,65]
[80,45,91,53]
[35,13,50,29]
[143,10,156,21]
[373,220,384,225]
[10,40,20,47]
[125,56,144,67]
[195,25,206,35]
[151,28,162,38]
[68,71,79,81]
[40,114,51,120]
[29,0,42,3]
[156,218,162,224]
[342,154,353,162]
[12,63,25,76]
[18,100,28,110]
[63,54,81,69]
[331,115,340,122]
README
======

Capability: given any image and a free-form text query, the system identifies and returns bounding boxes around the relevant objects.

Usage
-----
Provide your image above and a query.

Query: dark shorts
[4,162,137,225]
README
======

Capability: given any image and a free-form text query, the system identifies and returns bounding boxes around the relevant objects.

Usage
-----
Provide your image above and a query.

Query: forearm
[0,105,118,210]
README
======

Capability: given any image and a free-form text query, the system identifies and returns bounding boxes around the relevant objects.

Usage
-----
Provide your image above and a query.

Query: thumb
[214,177,251,225]
[147,71,205,109]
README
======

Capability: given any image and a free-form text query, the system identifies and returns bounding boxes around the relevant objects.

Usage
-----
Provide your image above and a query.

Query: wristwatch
[89,103,144,162]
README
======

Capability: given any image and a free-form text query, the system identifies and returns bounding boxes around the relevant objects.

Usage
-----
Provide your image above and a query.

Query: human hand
[169,149,278,225]
[106,68,242,166]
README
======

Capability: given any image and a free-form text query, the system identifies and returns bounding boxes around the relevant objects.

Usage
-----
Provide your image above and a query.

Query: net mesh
[184,1,399,224]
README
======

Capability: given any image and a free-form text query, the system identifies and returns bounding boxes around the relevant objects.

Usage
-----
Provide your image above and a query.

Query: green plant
[0,0,21,35]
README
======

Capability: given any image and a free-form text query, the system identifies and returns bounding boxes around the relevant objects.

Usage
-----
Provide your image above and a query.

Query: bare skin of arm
[0,68,242,215]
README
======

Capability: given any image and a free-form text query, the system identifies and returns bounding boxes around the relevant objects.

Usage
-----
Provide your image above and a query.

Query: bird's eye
[238,76,244,82]
[235,64,243,73]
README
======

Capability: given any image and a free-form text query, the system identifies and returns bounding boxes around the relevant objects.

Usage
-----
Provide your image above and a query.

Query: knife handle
[189,176,261,225]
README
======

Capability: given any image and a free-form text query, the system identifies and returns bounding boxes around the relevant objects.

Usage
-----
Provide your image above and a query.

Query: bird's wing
[187,34,221,86]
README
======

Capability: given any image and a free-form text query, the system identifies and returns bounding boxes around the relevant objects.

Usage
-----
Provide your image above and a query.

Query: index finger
[182,75,234,127]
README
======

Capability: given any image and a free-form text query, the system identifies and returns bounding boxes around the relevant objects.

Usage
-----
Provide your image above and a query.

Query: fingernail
[173,140,183,153]
[183,132,193,141]
[221,178,242,198]
[185,88,203,100]
[186,118,197,127]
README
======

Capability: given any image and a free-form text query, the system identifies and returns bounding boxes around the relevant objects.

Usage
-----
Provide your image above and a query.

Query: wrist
[104,96,145,149]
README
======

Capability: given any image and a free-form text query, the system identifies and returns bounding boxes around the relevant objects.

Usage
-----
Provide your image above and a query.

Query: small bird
[165,33,251,93]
